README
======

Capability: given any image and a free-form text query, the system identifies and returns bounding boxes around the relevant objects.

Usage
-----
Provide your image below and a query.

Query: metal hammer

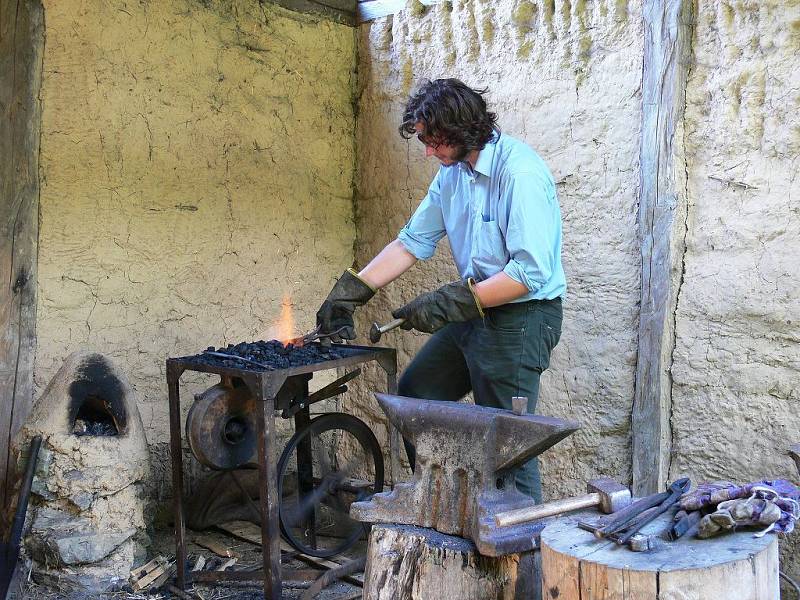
[494,477,631,527]
[369,318,405,343]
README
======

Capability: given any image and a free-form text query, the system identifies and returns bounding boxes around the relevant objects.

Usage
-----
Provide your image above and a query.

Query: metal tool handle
[494,492,602,527]
[369,318,405,344]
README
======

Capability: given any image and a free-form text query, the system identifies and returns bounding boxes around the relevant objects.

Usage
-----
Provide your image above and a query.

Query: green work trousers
[398,297,563,504]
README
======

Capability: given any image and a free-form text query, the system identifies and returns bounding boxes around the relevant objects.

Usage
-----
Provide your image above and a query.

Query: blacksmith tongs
[289,325,349,346]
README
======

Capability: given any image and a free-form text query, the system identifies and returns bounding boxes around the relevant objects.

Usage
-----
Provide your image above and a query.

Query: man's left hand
[392,279,484,334]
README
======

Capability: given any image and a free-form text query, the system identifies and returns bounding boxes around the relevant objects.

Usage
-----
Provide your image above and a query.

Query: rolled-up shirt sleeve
[501,171,561,293]
[398,171,447,260]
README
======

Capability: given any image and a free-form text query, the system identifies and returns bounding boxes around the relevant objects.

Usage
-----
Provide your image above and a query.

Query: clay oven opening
[68,356,129,437]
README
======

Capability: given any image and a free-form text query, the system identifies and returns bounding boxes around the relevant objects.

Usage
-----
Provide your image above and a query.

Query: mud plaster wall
[350,0,645,497]
[671,0,800,577]
[33,0,357,496]
[352,0,800,580]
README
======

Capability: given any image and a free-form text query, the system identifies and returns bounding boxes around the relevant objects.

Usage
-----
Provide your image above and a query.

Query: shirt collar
[473,132,499,178]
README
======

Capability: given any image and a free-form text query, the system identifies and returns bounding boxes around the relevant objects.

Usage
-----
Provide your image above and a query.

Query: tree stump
[363,524,540,600]
[540,513,779,599]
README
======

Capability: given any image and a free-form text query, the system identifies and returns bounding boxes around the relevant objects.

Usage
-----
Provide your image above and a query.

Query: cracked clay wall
[350,0,645,498]
[33,0,357,496]
[671,0,800,576]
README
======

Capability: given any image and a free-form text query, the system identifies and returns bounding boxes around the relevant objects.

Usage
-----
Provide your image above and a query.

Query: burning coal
[198,340,346,370]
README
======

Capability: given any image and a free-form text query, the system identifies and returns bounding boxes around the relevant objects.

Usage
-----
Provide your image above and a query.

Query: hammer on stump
[494,477,631,528]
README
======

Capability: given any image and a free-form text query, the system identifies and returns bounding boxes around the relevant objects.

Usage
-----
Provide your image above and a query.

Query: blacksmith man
[316,78,565,503]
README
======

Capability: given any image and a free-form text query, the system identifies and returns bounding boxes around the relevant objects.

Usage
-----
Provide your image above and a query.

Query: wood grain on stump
[363,524,540,600]
[540,513,779,600]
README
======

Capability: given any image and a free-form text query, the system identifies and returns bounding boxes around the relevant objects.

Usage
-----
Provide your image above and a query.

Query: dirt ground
[10,524,364,600]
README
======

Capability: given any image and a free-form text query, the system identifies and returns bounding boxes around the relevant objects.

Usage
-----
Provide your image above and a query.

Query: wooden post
[540,513,779,600]
[0,0,44,527]
[363,524,540,600]
[632,0,694,496]
[266,0,357,25]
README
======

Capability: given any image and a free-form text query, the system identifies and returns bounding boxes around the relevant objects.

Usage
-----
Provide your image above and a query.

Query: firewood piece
[217,520,365,585]
[216,520,263,545]
[165,583,201,600]
[130,556,175,592]
[193,534,241,559]
[301,557,366,600]
[363,524,539,600]
[191,555,206,572]
[129,556,166,582]
[217,557,238,571]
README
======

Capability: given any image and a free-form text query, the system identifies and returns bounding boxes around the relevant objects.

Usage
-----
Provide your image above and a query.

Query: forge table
[166,344,397,600]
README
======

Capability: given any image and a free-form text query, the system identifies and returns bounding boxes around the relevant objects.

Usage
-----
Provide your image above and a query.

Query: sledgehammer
[369,318,405,343]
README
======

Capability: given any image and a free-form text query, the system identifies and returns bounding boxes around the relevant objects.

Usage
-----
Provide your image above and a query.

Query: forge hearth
[167,341,398,600]
[20,351,150,593]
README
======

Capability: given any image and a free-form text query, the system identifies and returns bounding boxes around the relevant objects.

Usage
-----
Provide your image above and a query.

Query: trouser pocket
[526,300,562,371]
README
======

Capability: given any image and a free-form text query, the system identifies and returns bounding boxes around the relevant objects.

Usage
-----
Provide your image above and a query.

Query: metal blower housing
[186,377,257,470]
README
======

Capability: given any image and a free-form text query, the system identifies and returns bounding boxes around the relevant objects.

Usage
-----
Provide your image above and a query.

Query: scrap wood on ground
[14,521,362,599]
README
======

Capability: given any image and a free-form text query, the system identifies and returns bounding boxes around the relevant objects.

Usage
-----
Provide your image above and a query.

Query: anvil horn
[374,393,460,443]
[492,413,578,471]
[375,393,579,470]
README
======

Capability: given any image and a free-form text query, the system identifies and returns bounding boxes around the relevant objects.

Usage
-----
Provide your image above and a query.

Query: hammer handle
[377,318,405,335]
[494,492,601,527]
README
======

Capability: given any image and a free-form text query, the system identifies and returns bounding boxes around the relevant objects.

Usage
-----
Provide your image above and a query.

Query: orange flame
[275,294,297,347]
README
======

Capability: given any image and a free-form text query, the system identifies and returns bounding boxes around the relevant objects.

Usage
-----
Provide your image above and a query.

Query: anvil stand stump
[363,524,539,600]
[540,511,779,600]
[166,345,398,600]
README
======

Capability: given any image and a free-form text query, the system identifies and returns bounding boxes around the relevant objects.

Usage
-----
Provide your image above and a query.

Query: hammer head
[369,322,381,344]
[587,477,631,513]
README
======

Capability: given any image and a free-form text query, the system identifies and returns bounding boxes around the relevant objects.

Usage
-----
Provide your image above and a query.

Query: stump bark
[363,524,540,600]
[540,513,779,600]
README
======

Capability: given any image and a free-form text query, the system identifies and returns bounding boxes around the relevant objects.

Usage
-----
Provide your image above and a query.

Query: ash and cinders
[194,339,346,370]
[73,418,117,437]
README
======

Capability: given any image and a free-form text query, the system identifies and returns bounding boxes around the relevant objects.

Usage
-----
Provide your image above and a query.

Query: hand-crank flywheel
[186,377,257,470]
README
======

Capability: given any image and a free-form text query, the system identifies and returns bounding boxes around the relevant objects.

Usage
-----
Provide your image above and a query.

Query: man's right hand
[316,269,376,342]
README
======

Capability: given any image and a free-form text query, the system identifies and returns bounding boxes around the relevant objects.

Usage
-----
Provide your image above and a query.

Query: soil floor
[10,523,365,600]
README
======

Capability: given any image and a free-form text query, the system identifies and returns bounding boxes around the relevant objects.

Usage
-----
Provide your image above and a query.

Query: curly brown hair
[398,79,499,151]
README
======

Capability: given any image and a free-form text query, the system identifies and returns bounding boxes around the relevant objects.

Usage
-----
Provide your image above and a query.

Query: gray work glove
[316,269,376,342]
[392,279,484,334]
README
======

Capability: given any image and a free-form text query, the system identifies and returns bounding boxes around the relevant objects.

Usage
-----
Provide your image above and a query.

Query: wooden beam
[266,0,357,26]
[357,0,444,23]
[0,0,43,528]
[631,0,693,496]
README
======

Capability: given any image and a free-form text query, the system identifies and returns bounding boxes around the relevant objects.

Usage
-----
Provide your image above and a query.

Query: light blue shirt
[398,133,566,302]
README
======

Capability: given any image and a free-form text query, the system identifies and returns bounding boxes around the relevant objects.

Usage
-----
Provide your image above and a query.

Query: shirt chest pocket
[471,214,507,280]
